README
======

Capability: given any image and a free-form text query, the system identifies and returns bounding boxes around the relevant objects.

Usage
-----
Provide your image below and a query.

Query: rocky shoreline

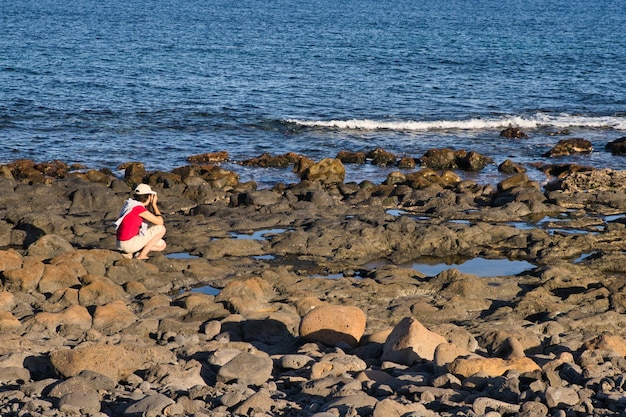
[2,155,626,416]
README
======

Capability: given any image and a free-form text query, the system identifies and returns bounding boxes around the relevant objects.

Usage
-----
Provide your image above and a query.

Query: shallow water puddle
[310,273,346,279]
[253,254,276,260]
[166,252,200,259]
[189,285,220,296]
[411,257,535,277]
[385,209,407,217]
[230,228,287,240]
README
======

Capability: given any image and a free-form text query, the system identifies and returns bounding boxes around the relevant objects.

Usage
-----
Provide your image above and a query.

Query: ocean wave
[286,114,626,132]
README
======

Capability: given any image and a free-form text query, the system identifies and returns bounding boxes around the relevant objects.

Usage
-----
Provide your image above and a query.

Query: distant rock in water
[498,159,526,174]
[543,138,592,157]
[605,137,626,155]
[500,127,528,138]
[186,150,229,163]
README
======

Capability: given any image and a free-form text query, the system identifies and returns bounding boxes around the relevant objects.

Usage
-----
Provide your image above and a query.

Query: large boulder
[299,305,366,348]
[382,317,448,365]
[50,343,175,382]
[605,136,626,155]
[300,158,346,184]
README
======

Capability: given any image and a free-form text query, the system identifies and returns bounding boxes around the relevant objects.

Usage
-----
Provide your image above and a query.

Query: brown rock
[26,305,92,332]
[78,275,128,307]
[0,291,16,311]
[434,342,477,372]
[38,262,85,295]
[336,151,366,164]
[382,317,448,365]
[300,158,346,184]
[605,136,626,155]
[420,148,457,170]
[215,277,274,314]
[366,148,397,166]
[543,138,592,157]
[497,172,532,191]
[581,334,626,356]
[498,159,526,174]
[500,127,527,138]
[92,300,138,335]
[0,311,21,331]
[186,151,229,164]
[0,249,23,272]
[26,234,76,260]
[2,260,45,292]
[448,356,540,378]
[296,297,327,317]
[50,343,174,382]
[299,305,366,348]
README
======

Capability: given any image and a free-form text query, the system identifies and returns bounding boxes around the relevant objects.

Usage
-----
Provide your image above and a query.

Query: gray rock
[123,393,175,417]
[320,393,378,415]
[279,354,314,370]
[472,397,520,415]
[217,352,273,386]
[0,366,30,384]
[58,391,101,415]
[545,386,580,408]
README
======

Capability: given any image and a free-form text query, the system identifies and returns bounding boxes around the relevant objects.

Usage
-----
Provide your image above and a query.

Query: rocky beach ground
[3,145,626,416]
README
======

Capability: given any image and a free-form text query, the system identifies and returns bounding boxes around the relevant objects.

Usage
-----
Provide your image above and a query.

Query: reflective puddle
[166,252,200,259]
[230,228,287,240]
[253,254,276,260]
[410,257,535,277]
[189,285,220,296]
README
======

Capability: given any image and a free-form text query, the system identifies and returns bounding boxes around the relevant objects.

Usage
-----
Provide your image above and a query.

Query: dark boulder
[605,137,626,155]
[499,159,526,174]
[336,150,366,164]
[500,127,528,138]
[366,148,397,166]
[543,138,592,157]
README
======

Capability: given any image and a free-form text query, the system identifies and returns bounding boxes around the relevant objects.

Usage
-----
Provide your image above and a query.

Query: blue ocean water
[1,0,625,187]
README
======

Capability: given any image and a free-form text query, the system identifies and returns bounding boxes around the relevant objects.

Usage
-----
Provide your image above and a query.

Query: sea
[2,0,625,188]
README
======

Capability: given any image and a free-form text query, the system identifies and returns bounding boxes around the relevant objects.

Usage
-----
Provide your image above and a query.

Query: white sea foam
[286,113,626,132]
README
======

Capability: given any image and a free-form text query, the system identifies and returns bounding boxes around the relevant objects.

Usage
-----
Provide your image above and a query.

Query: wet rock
[605,136,626,155]
[336,150,367,164]
[366,148,397,166]
[241,152,304,168]
[382,317,448,364]
[397,156,417,169]
[498,159,526,174]
[500,127,528,138]
[299,305,367,348]
[420,148,457,170]
[457,150,494,171]
[300,158,346,184]
[186,150,229,163]
[543,138,592,157]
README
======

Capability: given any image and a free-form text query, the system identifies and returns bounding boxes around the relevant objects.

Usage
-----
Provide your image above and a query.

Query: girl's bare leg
[136,226,166,259]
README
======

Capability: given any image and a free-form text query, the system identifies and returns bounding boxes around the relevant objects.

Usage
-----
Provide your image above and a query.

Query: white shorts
[116,225,165,254]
